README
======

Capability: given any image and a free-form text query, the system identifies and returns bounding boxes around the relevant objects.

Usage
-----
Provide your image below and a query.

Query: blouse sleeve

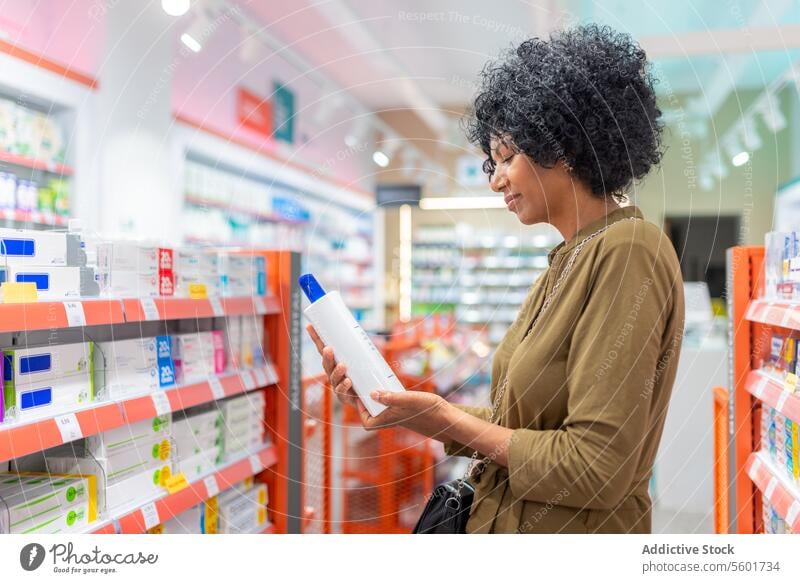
[443,405,492,457]
[505,241,677,509]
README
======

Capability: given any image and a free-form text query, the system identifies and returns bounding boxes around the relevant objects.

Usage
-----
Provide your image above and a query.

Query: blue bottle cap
[298,274,327,303]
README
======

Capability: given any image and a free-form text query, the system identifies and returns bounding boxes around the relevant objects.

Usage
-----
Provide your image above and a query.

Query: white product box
[3,375,93,421]
[96,242,171,273]
[99,269,158,297]
[218,484,267,534]
[173,430,221,458]
[226,317,243,369]
[4,266,92,300]
[172,333,218,384]
[9,499,93,534]
[98,436,172,483]
[103,465,170,511]
[175,272,220,298]
[0,474,96,534]
[161,503,204,534]
[175,249,218,276]
[172,409,222,437]
[97,336,175,398]
[4,342,93,385]
[86,414,171,458]
[177,448,222,483]
[0,228,69,265]
[218,393,264,418]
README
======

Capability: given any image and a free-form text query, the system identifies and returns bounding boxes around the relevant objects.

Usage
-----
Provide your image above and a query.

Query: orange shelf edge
[0,366,278,464]
[94,444,278,534]
[746,452,800,532]
[745,370,800,425]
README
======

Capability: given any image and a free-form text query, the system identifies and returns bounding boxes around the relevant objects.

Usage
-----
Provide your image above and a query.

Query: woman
[307,24,684,533]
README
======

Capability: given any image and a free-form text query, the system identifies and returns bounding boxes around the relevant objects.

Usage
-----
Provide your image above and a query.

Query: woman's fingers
[330,362,347,386]
[333,378,358,406]
[321,347,337,376]
[306,325,325,353]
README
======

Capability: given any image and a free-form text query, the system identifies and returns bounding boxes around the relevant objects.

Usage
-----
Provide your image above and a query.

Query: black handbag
[413,479,475,534]
[412,218,635,534]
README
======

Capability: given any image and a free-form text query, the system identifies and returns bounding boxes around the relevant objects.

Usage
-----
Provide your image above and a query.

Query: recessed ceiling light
[162,0,190,17]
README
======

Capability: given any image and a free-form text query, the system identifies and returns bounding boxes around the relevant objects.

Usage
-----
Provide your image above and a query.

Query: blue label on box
[3,354,12,382]
[155,335,175,388]
[0,238,35,257]
[14,272,49,290]
[20,387,52,410]
[20,354,52,374]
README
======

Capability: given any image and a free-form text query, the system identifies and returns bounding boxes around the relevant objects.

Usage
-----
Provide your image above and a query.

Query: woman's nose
[489,169,507,193]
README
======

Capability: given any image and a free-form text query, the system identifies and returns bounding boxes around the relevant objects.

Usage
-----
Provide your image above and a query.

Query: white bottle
[300,274,404,416]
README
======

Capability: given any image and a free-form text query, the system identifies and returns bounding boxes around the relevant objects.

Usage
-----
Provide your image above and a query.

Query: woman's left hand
[358,390,454,440]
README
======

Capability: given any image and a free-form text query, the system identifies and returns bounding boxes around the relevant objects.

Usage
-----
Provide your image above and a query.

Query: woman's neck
[550,194,620,242]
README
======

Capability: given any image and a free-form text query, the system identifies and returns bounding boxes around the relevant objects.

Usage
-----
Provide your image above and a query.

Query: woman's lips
[504,193,521,208]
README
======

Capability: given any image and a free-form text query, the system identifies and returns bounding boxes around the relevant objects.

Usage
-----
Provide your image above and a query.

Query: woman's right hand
[306,324,360,408]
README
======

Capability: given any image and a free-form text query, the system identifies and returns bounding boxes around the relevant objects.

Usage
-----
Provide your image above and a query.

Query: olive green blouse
[445,205,685,533]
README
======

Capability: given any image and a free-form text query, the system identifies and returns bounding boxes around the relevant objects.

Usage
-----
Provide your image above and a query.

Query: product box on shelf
[2,342,94,421]
[0,472,96,534]
[96,242,174,297]
[171,332,223,385]
[97,336,175,398]
[239,317,265,369]
[2,265,99,299]
[177,447,222,483]
[86,414,171,459]
[217,481,267,534]
[0,229,84,266]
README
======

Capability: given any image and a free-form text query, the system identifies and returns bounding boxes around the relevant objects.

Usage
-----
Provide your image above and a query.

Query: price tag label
[241,370,256,390]
[254,296,267,314]
[209,377,225,400]
[55,413,82,443]
[209,297,224,317]
[63,301,86,327]
[141,502,160,530]
[140,298,160,321]
[164,472,189,494]
[204,475,219,498]
[151,392,171,417]
[253,367,268,387]
[249,454,261,475]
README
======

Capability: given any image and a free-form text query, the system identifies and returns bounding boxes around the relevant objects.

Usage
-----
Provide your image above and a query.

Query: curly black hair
[465,24,663,200]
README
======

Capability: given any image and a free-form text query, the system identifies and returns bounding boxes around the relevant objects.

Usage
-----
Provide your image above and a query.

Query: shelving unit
[412,225,558,347]
[0,249,315,535]
[724,245,800,534]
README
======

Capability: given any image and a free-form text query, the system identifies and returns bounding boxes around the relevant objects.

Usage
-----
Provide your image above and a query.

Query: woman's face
[488,138,569,226]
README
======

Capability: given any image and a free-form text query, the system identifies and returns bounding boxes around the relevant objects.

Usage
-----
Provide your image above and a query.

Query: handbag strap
[450,215,641,503]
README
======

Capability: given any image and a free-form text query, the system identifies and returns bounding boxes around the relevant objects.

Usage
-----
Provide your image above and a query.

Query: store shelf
[0,294,279,333]
[746,451,800,532]
[744,369,800,425]
[0,299,125,333]
[0,208,69,226]
[0,149,74,176]
[185,193,306,225]
[122,295,280,322]
[0,364,278,463]
[745,299,800,330]
[88,444,278,534]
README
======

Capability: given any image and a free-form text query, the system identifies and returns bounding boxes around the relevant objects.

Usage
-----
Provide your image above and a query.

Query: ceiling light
[740,119,762,151]
[372,151,390,167]
[181,32,202,52]
[162,0,190,16]
[732,151,750,167]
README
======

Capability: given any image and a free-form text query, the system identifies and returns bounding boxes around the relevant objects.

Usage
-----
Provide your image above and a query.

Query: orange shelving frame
[725,245,800,533]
